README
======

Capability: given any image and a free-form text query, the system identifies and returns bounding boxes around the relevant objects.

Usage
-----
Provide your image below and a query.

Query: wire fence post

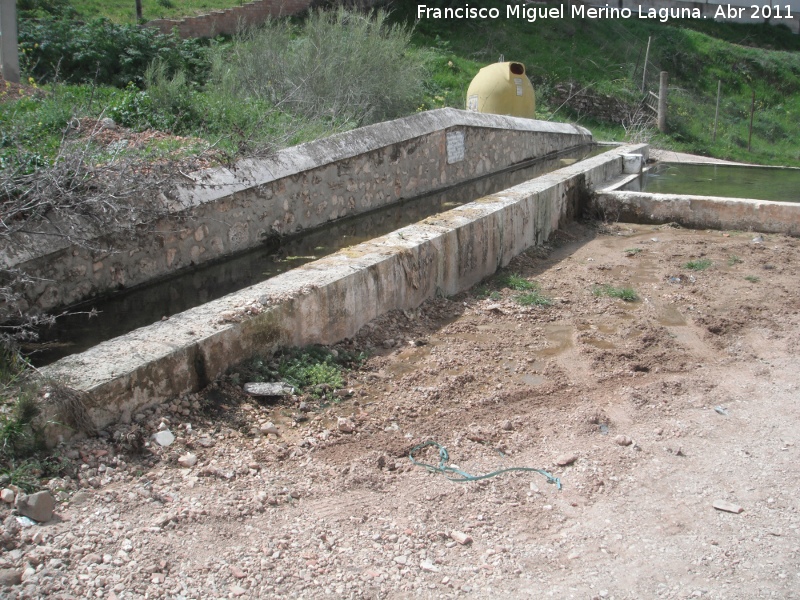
[748,89,755,152]
[712,79,721,142]
[657,71,668,133]
[641,35,652,94]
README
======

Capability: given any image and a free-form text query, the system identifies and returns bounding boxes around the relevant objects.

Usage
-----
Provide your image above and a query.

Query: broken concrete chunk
[713,500,743,514]
[555,453,578,466]
[420,559,439,572]
[153,430,175,447]
[177,453,198,468]
[16,491,55,523]
[450,530,473,545]
[260,422,280,436]
[243,382,294,397]
[337,417,355,434]
[0,568,23,587]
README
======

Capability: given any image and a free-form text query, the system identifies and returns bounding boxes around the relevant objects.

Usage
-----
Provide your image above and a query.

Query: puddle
[577,323,617,335]
[517,373,545,386]
[582,337,616,350]
[609,259,660,287]
[476,322,520,333]
[383,345,434,379]
[538,324,574,357]
[658,305,687,326]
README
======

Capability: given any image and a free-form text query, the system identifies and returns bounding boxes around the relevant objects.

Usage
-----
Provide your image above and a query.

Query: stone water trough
[4,108,662,436]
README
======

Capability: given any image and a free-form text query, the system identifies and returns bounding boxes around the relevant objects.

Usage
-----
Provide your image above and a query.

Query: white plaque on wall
[446,130,465,164]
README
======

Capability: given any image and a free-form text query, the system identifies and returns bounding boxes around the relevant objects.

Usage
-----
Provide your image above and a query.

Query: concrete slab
[595,190,800,236]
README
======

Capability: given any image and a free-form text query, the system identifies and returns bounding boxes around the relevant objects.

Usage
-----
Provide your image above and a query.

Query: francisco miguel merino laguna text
[418,3,711,23]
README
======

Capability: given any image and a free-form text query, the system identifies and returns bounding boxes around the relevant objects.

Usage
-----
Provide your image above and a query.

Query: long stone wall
[3,109,590,315]
[146,0,385,39]
[40,144,646,434]
[146,0,311,39]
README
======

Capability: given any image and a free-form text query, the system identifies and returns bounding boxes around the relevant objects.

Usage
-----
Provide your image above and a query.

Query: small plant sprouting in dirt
[593,284,638,302]
[236,346,364,398]
[496,273,536,291]
[683,258,713,271]
[0,349,78,492]
[474,286,501,301]
[0,392,42,461]
[744,275,761,283]
[280,351,343,392]
[515,290,553,307]
[495,275,552,307]
[728,255,743,266]
[624,247,643,256]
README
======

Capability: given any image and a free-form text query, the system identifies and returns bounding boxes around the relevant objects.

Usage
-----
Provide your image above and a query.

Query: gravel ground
[2,221,799,600]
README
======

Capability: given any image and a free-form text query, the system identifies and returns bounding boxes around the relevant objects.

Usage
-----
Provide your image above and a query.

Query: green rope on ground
[409,441,562,490]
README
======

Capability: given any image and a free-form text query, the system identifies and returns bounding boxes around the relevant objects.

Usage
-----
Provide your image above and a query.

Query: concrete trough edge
[40,144,647,434]
[595,190,800,235]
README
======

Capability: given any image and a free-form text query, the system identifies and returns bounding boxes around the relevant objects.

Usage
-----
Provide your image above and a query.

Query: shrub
[109,62,204,133]
[0,389,42,464]
[214,8,427,127]
[19,17,210,88]
[515,290,552,307]
[18,0,76,19]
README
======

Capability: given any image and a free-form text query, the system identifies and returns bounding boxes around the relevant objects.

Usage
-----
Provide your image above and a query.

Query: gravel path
[2,222,799,599]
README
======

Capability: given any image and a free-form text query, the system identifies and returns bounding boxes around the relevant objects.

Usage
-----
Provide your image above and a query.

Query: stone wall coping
[176,108,591,206]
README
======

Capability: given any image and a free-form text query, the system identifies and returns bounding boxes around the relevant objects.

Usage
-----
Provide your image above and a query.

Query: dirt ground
[2,220,800,600]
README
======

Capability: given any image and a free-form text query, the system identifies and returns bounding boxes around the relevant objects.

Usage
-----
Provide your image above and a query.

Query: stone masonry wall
[146,0,384,39]
[146,0,311,38]
[3,109,591,314]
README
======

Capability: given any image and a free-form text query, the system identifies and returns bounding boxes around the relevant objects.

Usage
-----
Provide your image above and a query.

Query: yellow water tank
[466,62,535,119]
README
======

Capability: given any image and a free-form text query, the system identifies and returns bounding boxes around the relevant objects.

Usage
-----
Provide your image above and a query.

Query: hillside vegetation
[391,0,800,165]
[8,1,800,167]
